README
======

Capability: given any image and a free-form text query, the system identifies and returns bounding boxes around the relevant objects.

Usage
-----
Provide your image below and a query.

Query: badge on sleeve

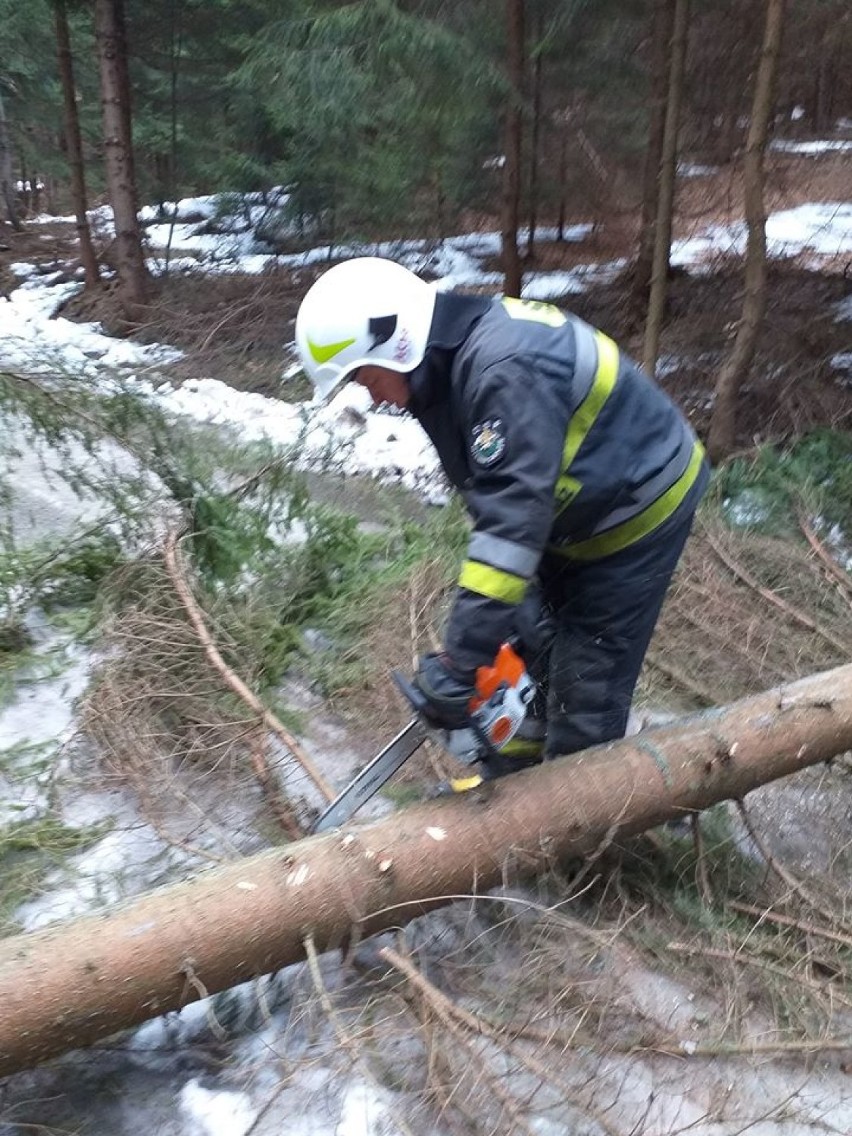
[471,418,506,467]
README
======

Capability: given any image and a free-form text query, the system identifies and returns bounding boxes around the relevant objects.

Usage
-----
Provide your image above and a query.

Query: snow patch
[179,1080,257,1136]
[771,139,852,155]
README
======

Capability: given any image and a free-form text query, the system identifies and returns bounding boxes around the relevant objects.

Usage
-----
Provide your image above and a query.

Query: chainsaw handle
[392,669,431,716]
[472,640,526,708]
[394,668,492,752]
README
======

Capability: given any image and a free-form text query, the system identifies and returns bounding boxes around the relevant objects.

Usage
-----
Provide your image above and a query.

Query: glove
[414,653,476,729]
[513,586,556,658]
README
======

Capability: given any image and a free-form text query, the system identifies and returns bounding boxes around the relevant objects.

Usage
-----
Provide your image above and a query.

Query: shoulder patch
[471,418,506,467]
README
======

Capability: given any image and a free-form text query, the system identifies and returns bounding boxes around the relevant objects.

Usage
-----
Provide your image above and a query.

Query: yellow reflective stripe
[554,473,582,510]
[554,441,705,561]
[458,560,527,604]
[501,738,544,760]
[562,331,619,469]
[555,331,619,510]
[501,297,567,327]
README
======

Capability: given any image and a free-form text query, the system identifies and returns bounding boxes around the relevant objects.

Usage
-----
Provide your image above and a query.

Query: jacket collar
[408,291,493,412]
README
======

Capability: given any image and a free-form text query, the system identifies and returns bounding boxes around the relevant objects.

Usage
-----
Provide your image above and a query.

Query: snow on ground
[0,629,90,828]
[671,201,852,269]
[770,138,852,155]
[0,273,181,374]
[179,1080,257,1136]
[4,175,851,502]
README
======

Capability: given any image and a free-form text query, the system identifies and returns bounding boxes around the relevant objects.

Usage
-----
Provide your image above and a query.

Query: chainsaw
[311,641,536,833]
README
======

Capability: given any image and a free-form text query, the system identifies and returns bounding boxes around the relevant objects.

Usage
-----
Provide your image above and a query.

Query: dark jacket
[408,291,705,673]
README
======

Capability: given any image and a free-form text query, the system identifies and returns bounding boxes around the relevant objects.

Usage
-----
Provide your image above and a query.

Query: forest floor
[1,146,852,1134]
[3,143,851,860]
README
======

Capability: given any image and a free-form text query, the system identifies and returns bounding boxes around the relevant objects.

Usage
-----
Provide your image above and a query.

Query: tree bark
[707,0,785,463]
[632,0,676,319]
[94,0,148,314]
[642,0,689,377]
[0,90,24,232]
[556,126,567,241]
[54,0,101,290]
[525,28,542,259]
[1,661,852,1077]
[501,0,524,298]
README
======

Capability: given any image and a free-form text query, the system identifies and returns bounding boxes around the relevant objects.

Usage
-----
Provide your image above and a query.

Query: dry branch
[249,729,305,840]
[728,900,852,951]
[734,799,847,932]
[382,945,540,1136]
[382,946,622,1136]
[798,512,852,602]
[665,942,852,1011]
[704,523,851,654]
[163,528,334,804]
[2,662,852,1076]
[304,934,417,1136]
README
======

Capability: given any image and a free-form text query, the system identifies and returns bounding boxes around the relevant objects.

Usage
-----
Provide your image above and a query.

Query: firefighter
[295,256,709,770]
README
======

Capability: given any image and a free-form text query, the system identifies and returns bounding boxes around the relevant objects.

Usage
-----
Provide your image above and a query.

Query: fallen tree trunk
[2,663,852,1077]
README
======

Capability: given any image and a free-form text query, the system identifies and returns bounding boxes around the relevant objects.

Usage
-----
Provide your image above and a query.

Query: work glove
[514,586,556,658]
[414,652,476,730]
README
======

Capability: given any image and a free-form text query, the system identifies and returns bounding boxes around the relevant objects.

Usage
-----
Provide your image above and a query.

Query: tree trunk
[1,661,852,1077]
[642,0,690,377]
[707,0,785,463]
[94,0,148,314]
[525,34,542,259]
[501,0,524,297]
[632,0,676,319]
[54,0,101,290]
[556,126,567,241]
[0,91,24,232]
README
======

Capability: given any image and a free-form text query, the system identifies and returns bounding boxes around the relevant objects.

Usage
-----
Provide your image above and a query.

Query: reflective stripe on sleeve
[458,560,528,605]
[467,532,539,578]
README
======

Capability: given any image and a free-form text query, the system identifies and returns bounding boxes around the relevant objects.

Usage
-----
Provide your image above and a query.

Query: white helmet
[295,257,436,401]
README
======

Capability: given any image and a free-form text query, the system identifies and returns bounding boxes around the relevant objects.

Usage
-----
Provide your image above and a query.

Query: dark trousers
[536,467,708,759]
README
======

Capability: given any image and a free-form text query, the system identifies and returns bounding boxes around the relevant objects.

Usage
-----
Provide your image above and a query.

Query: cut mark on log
[286,864,310,887]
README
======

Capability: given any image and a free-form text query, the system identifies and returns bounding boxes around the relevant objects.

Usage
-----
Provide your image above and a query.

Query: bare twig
[645,649,714,703]
[729,900,852,951]
[692,813,714,908]
[381,945,625,1136]
[666,942,852,1011]
[704,523,851,654]
[735,800,850,933]
[797,512,852,604]
[163,527,334,803]
[178,959,226,1040]
[304,934,417,1136]
[249,727,306,839]
[500,1019,852,1059]
[383,945,541,1136]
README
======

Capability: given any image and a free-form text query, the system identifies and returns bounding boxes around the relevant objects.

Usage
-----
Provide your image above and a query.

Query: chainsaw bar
[311,717,429,833]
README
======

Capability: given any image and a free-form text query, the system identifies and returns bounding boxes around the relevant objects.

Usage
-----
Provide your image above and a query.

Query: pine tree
[94,0,149,313]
